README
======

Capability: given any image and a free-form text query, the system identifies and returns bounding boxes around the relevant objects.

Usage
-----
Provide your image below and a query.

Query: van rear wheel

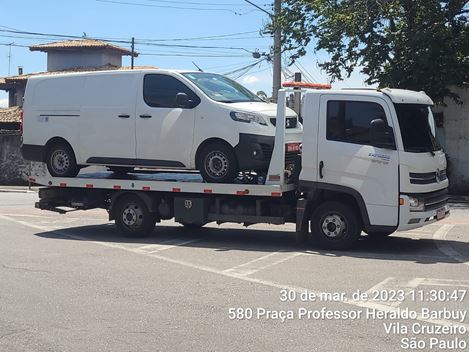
[46,142,80,177]
[198,142,239,183]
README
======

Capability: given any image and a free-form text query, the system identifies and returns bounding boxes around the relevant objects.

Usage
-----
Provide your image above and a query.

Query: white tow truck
[33,88,450,249]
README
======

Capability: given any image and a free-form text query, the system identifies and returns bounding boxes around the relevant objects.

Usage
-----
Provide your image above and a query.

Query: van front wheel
[46,142,80,177]
[198,142,239,183]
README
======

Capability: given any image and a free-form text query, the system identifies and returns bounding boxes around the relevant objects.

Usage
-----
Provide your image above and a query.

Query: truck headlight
[230,111,267,126]
[409,197,425,212]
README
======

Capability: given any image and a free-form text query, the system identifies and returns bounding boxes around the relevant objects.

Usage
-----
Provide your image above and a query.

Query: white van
[21,69,302,183]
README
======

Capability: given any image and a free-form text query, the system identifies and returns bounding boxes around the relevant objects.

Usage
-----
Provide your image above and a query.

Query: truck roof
[305,87,434,105]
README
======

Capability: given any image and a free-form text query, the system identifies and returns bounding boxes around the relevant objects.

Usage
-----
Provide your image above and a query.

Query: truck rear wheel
[310,201,361,250]
[115,195,157,237]
[46,142,80,177]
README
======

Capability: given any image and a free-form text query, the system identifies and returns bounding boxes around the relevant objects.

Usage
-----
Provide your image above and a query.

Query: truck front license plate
[436,207,446,220]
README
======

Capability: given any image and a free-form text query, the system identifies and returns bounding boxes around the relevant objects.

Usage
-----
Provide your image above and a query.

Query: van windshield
[394,104,441,153]
[182,72,262,103]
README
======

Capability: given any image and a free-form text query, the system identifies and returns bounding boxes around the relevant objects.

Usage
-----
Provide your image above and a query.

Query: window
[182,72,262,103]
[327,100,387,145]
[143,74,200,108]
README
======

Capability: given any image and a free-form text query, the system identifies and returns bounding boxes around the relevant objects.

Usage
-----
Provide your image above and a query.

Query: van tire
[198,142,239,183]
[115,195,157,237]
[46,142,80,177]
[310,201,361,250]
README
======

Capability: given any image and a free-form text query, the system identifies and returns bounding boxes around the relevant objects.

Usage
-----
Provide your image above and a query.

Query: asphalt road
[0,191,468,352]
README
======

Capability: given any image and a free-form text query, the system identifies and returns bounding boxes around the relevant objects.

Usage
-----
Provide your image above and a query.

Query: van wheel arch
[195,138,236,169]
[45,137,76,162]
[45,137,80,177]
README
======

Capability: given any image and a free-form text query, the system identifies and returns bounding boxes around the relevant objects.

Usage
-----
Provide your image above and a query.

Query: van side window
[326,100,388,145]
[144,74,200,108]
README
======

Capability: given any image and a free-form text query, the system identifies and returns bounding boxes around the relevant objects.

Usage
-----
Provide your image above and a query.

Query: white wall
[47,50,122,71]
[435,87,469,195]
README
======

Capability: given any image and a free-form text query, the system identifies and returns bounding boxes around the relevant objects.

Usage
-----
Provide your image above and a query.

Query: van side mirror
[369,119,396,149]
[176,92,196,108]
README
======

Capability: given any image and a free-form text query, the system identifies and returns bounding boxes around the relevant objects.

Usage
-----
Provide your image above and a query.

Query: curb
[0,188,38,193]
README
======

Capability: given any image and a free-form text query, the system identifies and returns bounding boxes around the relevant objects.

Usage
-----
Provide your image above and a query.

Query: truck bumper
[397,194,450,231]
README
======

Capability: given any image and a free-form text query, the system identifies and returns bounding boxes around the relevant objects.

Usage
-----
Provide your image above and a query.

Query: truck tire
[198,142,239,183]
[115,195,157,237]
[310,201,361,250]
[46,142,80,177]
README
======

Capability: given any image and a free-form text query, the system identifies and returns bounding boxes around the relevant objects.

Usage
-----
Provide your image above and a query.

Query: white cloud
[0,98,8,108]
[242,75,259,85]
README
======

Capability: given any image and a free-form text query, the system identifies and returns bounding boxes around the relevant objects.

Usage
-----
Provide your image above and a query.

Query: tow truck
[32,87,450,249]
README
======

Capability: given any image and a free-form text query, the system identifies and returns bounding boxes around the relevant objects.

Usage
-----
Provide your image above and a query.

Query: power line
[0,29,265,53]
[144,0,266,7]
[96,0,256,14]
[243,0,273,16]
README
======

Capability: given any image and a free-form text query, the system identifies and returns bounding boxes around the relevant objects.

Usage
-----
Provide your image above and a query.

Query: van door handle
[319,161,324,179]
[139,114,152,119]
[118,114,130,118]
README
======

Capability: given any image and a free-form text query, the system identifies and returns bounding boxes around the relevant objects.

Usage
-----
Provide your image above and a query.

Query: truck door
[135,74,198,168]
[317,94,399,226]
[80,73,137,162]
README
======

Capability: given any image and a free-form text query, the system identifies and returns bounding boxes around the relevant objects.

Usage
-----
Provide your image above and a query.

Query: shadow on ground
[33,222,469,265]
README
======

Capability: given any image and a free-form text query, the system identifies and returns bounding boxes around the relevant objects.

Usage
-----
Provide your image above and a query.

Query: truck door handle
[118,114,130,118]
[139,114,152,119]
[319,161,324,179]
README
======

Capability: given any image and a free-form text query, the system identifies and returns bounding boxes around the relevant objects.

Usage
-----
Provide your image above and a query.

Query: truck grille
[406,189,448,211]
[409,170,447,184]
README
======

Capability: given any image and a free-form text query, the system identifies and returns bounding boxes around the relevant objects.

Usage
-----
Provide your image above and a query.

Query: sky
[0,0,370,107]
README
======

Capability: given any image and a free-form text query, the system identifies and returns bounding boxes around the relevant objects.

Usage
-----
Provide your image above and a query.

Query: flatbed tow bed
[33,170,301,235]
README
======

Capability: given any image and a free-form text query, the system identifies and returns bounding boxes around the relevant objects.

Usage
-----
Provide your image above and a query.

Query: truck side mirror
[176,92,196,108]
[369,119,396,149]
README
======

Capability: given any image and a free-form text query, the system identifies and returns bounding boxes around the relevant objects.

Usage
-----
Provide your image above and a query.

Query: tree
[276,0,469,104]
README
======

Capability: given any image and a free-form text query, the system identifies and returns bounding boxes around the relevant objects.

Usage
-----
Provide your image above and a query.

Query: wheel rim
[204,151,229,179]
[51,149,70,175]
[321,213,347,238]
[122,202,144,228]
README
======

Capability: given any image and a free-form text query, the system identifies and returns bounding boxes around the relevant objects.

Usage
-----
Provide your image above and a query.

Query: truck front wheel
[310,201,361,250]
[115,195,157,237]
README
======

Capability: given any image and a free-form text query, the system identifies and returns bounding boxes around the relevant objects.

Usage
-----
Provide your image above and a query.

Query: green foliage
[277,0,469,104]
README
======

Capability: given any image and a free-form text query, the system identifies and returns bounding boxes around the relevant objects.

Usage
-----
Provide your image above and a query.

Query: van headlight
[230,111,267,126]
[409,197,425,212]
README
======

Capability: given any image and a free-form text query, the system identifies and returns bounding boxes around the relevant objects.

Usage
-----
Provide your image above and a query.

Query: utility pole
[7,43,12,76]
[244,0,282,102]
[272,0,282,102]
[131,37,135,69]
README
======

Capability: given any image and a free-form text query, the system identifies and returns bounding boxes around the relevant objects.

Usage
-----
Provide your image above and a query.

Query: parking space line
[136,238,202,253]
[420,278,469,287]
[1,214,467,332]
[223,252,302,277]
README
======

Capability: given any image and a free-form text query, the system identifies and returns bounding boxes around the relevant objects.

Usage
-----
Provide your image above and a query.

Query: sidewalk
[0,186,39,193]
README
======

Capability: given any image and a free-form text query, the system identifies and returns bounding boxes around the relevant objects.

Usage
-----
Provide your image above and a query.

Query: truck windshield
[394,104,441,153]
[182,72,262,103]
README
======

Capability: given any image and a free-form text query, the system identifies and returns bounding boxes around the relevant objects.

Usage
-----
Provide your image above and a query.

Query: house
[0,39,139,108]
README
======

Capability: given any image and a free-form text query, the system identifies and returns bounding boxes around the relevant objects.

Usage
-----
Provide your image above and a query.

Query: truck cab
[298,88,448,241]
